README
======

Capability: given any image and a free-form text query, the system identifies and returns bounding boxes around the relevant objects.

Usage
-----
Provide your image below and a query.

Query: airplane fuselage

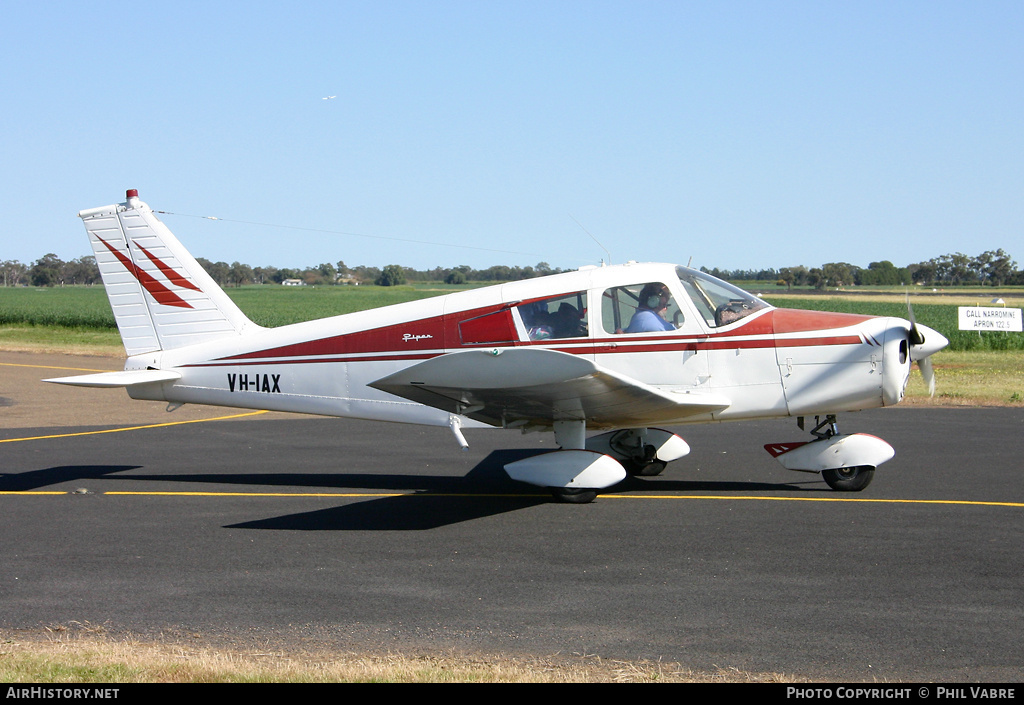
[124,262,914,429]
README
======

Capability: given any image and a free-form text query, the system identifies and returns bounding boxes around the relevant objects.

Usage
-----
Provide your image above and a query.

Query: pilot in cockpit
[625,283,675,333]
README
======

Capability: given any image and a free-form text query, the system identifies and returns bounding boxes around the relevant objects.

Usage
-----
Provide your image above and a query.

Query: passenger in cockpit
[551,302,585,338]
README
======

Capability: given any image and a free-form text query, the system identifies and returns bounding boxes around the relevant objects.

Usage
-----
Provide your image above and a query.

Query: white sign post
[957,307,1023,332]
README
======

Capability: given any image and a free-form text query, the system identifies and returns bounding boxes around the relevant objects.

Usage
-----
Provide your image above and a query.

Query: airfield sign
[957,307,1023,332]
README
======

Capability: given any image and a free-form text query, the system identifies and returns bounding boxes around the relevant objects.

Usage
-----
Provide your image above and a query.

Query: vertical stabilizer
[80,190,259,356]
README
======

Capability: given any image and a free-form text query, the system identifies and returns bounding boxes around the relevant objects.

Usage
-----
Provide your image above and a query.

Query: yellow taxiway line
[0,490,1019,507]
[0,410,270,444]
[0,361,110,373]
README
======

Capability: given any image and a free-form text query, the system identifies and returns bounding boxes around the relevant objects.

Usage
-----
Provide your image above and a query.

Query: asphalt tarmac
[2,351,1023,681]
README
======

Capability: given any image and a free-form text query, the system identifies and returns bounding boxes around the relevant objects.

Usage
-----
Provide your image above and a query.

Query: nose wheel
[821,465,875,492]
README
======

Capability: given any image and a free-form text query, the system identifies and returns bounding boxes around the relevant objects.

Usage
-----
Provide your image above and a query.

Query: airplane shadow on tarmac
[0,465,143,492]
[4,450,809,531]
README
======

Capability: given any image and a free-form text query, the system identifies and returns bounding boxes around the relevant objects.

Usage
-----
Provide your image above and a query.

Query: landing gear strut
[801,413,839,439]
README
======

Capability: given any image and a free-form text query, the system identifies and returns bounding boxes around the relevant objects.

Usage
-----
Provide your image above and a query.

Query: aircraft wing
[369,348,730,429]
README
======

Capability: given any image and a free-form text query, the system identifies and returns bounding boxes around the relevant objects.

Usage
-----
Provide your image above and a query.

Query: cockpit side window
[516,292,588,341]
[676,267,769,328]
[601,282,684,335]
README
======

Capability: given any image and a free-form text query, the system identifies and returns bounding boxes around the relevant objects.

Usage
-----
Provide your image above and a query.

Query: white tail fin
[81,189,259,356]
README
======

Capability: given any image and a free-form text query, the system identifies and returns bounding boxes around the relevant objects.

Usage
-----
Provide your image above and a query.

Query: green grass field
[0,283,466,330]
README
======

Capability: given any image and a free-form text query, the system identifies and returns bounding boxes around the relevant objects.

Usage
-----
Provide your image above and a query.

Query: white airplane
[47,190,948,503]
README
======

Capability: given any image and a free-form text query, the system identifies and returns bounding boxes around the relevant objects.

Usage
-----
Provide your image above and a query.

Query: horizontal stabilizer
[370,348,730,429]
[43,369,181,388]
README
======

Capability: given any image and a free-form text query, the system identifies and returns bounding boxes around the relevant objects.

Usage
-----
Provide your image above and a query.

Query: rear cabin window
[516,292,588,341]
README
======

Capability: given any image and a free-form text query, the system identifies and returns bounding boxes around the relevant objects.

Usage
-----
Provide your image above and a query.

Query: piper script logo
[96,235,200,309]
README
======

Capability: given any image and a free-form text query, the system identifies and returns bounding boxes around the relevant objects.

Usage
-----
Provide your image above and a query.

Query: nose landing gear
[764,414,893,492]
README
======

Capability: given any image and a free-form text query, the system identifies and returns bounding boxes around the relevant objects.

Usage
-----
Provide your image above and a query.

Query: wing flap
[369,348,729,429]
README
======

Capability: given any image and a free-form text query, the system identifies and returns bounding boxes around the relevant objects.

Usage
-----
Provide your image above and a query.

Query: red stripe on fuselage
[215,303,515,361]
[203,306,873,365]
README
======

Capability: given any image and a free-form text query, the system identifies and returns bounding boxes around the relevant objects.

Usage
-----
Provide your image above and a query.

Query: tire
[625,459,667,477]
[822,466,875,492]
[550,488,599,504]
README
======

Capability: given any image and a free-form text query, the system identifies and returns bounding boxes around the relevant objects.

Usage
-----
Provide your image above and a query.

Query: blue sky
[3,1,1022,274]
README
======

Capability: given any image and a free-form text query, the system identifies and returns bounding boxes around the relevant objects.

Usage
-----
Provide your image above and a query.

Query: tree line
[0,255,568,288]
[702,249,1020,290]
[2,249,1020,289]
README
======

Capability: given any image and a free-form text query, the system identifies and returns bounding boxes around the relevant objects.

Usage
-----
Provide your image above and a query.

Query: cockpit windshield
[676,266,770,328]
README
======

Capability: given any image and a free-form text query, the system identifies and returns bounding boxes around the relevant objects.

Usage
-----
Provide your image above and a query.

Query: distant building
[281,279,305,286]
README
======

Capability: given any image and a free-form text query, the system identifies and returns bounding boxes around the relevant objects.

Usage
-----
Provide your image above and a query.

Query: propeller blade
[918,356,936,397]
[906,295,926,346]
[904,295,947,397]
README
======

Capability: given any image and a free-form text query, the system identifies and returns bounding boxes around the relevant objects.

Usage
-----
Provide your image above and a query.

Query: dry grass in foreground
[0,625,799,684]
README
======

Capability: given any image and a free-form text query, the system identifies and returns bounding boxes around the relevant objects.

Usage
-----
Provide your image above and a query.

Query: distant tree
[376,264,406,287]
[351,265,381,284]
[197,258,231,286]
[317,262,337,282]
[979,249,1016,286]
[229,261,254,287]
[820,262,860,288]
[270,267,301,284]
[30,253,64,286]
[252,265,277,284]
[480,265,512,281]
[61,256,100,285]
[807,268,825,290]
[1,260,28,286]
[932,253,972,285]
[444,269,466,285]
[910,261,936,285]
[859,260,910,286]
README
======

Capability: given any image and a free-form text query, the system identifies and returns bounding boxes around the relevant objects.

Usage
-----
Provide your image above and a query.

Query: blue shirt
[625,309,675,333]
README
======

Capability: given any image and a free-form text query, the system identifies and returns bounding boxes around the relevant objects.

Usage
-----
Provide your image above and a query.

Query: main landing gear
[763,414,894,492]
[502,422,691,504]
